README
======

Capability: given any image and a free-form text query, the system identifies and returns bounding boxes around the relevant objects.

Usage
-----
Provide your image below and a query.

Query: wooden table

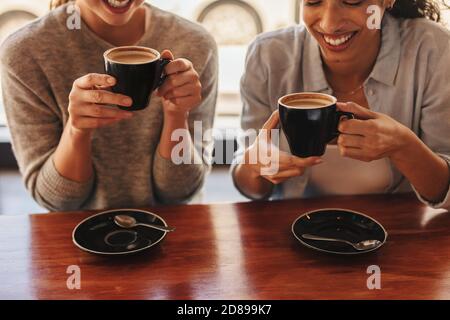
[0,193,449,300]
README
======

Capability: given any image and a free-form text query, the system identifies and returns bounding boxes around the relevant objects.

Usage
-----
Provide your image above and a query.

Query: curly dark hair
[388,0,449,22]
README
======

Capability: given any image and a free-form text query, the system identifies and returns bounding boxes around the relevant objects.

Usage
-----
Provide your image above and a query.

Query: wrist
[67,120,93,144]
[163,109,189,122]
[242,149,263,179]
[389,126,418,163]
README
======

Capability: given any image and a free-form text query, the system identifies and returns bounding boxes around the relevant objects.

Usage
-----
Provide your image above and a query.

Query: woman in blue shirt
[232,0,450,210]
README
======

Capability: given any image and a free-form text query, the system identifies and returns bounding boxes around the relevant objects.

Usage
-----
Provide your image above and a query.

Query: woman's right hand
[243,110,323,185]
[68,73,134,136]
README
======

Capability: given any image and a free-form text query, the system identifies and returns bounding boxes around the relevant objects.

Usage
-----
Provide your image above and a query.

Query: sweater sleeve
[1,41,94,211]
[152,38,218,204]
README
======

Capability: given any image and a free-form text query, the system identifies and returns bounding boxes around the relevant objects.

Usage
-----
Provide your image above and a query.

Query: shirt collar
[302,31,329,93]
[369,13,401,86]
[302,13,401,91]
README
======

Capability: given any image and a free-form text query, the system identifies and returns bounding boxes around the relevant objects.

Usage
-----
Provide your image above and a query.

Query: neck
[322,31,381,91]
[77,2,147,46]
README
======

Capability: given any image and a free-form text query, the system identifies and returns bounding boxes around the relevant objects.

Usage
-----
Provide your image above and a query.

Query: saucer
[73,208,169,256]
[292,208,387,255]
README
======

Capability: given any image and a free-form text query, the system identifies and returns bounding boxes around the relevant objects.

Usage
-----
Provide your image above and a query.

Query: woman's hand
[68,73,134,136]
[338,102,450,204]
[156,50,202,118]
[243,110,323,185]
[336,102,413,162]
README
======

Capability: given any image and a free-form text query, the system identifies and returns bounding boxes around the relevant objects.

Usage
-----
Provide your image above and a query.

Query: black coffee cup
[104,46,171,111]
[278,92,354,157]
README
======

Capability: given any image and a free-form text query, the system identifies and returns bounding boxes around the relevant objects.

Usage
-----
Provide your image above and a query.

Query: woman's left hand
[156,50,202,118]
[336,102,413,162]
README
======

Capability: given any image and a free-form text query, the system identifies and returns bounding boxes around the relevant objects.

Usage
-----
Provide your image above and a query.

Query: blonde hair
[49,0,72,10]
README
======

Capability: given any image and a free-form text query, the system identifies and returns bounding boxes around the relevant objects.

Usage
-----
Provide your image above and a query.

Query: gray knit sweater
[0,3,218,211]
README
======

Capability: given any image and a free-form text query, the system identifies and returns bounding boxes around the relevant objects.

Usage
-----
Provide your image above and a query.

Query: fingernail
[107,77,115,84]
[122,112,133,118]
[314,159,323,164]
[123,98,132,105]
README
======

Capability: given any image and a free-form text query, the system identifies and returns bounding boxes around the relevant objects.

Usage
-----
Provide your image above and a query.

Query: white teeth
[323,32,355,46]
[107,0,130,8]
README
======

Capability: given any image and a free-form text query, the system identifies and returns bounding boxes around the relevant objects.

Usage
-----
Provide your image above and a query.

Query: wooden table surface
[0,193,449,300]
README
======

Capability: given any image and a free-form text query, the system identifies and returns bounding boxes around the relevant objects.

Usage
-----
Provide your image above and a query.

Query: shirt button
[368,89,375,96]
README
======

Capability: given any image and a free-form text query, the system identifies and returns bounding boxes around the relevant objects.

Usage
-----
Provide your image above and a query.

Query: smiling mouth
[106,0,131,8]
[102,0,134,14]
[322,31,357,47]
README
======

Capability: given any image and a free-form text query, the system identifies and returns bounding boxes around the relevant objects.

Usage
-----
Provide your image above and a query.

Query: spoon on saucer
[114,215,176,233]
[301,234,381,251]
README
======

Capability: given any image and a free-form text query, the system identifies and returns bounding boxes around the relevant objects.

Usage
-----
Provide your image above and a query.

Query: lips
[102,0,133,14]
[323,32,356,46]
[319,31,358,52]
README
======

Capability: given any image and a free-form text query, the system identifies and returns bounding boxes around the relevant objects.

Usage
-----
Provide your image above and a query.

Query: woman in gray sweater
[232,0,450,210]
[0,0,218,211]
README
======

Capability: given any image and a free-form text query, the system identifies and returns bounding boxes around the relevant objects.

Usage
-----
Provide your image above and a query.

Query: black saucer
[292,208,387,255]
[73,209,169,256]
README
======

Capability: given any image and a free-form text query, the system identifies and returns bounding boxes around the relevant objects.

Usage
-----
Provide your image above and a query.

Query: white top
[308,145,392,195]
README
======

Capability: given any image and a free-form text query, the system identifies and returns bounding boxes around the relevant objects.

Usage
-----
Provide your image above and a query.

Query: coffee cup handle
[334,111,355,137]
[157,58,172,88]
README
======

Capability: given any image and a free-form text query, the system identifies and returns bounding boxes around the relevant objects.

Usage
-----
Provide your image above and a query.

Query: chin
[104,17,132,26]
[99,13,134,26]
[320,48,358,64]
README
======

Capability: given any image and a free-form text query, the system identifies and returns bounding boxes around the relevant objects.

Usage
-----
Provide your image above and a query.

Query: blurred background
[0,0,449,214]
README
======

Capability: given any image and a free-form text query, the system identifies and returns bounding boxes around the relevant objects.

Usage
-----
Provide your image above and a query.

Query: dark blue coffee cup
[278,92,354,157]
[104,46,171,111]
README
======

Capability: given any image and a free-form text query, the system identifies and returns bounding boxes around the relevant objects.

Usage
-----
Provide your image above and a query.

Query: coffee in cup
[104,46,171,111]
[278,92,354,157]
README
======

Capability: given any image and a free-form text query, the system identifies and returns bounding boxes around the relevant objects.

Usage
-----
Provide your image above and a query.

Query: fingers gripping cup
[278,92,354,158]
[104,46,171,111]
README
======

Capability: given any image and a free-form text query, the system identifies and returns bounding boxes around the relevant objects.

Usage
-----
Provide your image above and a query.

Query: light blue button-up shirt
[232,13,450,209]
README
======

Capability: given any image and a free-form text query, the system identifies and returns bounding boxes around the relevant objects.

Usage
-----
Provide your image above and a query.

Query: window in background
[442,1,450,26]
